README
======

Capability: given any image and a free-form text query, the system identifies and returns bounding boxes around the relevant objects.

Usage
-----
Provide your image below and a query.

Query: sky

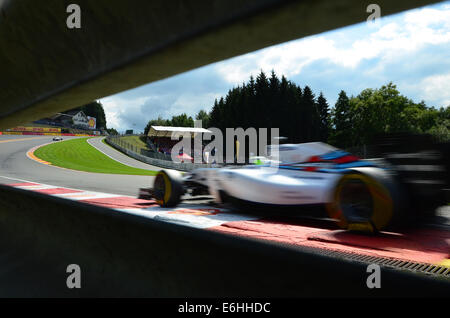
[100,2,450,133]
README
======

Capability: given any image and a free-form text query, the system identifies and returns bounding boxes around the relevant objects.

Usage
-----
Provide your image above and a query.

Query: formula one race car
[52,136,63,141]
[146,134,449,233]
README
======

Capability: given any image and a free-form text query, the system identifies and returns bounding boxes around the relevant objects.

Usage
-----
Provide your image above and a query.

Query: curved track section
[0,135,154,196]
[1,134,449,276]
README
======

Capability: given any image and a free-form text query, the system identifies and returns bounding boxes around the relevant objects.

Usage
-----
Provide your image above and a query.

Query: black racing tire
[373,133,449,217]
[152,170,184,207]
[326,167,405,233]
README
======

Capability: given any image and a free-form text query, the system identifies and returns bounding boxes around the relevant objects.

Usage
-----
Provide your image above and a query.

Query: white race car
[148,137,449,233]
[52,136,63,141]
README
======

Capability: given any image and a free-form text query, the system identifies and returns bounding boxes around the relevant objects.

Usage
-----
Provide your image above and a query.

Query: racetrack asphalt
[1,134,449,272]
[0,135,156,196]
[1,134,448,225]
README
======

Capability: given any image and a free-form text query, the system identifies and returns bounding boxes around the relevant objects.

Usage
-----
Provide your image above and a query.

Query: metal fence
[107,134,147,155]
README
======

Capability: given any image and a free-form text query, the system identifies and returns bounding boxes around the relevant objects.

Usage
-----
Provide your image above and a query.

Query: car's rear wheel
[153,170,184,207]
[326,167,404,233]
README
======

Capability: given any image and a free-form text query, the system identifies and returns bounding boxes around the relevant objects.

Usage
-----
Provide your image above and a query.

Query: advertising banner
[9,126,61,133]
[87,116,97,129]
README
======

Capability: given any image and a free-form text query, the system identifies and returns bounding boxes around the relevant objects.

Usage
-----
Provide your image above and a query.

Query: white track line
[87,137,178,173]
[87,137,142,168]
[1,175,258,229]
[0,175,134,198]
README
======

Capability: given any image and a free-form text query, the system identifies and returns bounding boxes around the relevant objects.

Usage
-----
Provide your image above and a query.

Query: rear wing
[373,133,450,213]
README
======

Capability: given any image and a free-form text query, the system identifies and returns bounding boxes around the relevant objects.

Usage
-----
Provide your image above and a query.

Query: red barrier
[1,131,97,137]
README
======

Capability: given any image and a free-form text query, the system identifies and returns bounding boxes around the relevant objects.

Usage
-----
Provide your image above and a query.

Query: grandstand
[147,126,211,161]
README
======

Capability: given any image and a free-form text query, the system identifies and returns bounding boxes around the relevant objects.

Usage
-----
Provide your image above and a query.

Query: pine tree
[218,97,226,131]
[301,85,319,142]
[269,70,280,92]
[331,90,352,148]
[255,71,270,128]
[209,99,221,129]
[269,70,281,131]
[316,92,330,142]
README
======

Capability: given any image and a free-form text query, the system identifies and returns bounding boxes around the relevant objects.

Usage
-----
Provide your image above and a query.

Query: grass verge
[34,137,157,175]
[116,135,150,150]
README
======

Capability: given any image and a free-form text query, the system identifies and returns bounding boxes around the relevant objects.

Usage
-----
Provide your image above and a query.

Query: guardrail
[1,131,97,137]
[0,184,448,297]
[106,135,221,171]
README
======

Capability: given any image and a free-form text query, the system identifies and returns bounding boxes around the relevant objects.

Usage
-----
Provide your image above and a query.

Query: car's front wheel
[153,170,184,207]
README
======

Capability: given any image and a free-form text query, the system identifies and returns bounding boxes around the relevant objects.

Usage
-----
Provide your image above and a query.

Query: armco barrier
[0,131,96,137]
[105,136,220,171]
[9,126,61,133]
[0,184,448,297]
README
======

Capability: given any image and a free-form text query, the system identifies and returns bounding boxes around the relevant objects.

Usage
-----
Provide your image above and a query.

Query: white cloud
[101,95,150,130]
[102,2,450,130]
[215,4,450,85]
[417,73,450,106]
[216,37,339,83]
[101,92,223,131]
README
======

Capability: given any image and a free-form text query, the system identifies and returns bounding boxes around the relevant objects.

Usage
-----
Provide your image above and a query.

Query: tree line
[144,71,450,148]
[144,113,195,135]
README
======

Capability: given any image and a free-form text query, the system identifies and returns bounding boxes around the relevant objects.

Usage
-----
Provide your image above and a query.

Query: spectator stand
[147,126,212,163]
